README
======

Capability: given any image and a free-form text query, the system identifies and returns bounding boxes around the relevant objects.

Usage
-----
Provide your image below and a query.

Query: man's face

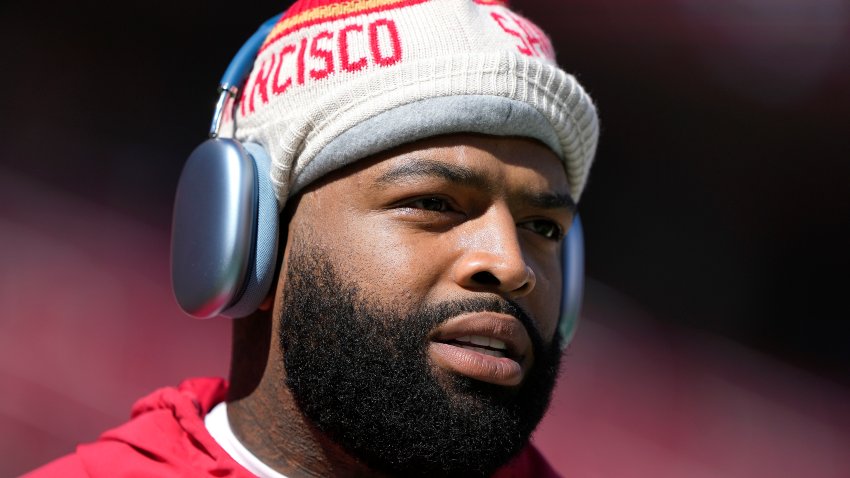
[272,134,573,476]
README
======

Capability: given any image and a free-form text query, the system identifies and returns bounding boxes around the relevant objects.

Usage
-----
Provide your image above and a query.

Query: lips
[428,312,534,387]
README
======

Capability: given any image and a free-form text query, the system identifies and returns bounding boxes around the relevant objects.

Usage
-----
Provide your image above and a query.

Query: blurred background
[2,0,848,476]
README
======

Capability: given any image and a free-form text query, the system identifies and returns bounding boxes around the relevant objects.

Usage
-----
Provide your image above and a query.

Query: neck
[227,311,388,478]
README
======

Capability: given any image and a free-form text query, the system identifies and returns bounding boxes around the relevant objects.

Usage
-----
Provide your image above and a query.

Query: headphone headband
[210,14,282,138]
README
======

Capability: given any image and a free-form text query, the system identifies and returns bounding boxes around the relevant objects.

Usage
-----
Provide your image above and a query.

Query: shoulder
[22,378,254,478]
[21,453,89,478]
[493,443,562,478]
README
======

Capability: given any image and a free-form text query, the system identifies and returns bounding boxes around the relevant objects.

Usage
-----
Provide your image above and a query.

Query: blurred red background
[2,0,849,476]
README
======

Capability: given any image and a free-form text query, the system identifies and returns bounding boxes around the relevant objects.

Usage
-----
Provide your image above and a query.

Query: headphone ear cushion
[222,142,280,318]
[558,215,584,349]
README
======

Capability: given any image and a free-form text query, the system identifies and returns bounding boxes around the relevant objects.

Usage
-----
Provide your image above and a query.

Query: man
[27,0,598,476]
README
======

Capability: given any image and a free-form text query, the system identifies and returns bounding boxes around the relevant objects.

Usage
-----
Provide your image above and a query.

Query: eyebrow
[375,159,491,190]
[525,191,576,213]
[374,158,576,212]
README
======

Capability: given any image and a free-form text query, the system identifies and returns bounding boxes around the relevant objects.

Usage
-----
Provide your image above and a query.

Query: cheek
[313,214,451,306]
[527,256,563,342]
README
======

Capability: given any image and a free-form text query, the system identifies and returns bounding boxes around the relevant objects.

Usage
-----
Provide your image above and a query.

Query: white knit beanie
[221,0,599,206]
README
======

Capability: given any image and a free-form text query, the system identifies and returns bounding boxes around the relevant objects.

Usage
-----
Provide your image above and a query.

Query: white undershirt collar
[205,401,290,478]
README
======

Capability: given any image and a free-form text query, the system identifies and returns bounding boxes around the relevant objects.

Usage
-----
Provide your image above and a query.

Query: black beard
[277,243,562,477]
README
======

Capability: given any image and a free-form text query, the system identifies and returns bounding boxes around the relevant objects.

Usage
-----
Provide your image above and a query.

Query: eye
[408,197,451,212]
[520,219,563,241]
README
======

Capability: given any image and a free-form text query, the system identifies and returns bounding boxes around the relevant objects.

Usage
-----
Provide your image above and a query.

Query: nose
[452,208,536,299]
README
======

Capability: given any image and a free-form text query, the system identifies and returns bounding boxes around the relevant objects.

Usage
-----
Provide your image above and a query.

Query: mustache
[414,296,546,348]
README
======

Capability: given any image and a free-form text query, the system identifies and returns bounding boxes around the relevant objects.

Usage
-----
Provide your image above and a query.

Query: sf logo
[490,11,553,59]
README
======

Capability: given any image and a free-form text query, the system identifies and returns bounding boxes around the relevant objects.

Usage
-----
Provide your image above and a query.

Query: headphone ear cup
[558,215,584,349]
[171,139,279,319]
[222,143,279,317]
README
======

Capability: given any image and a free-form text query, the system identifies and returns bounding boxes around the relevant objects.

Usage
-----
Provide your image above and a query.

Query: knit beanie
[221,0,599,206]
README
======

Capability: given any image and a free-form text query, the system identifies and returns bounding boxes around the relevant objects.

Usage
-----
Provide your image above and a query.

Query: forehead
[325,134,570,195]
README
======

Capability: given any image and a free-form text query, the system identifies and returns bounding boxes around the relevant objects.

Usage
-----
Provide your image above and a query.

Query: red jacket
[24,378,560,477]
